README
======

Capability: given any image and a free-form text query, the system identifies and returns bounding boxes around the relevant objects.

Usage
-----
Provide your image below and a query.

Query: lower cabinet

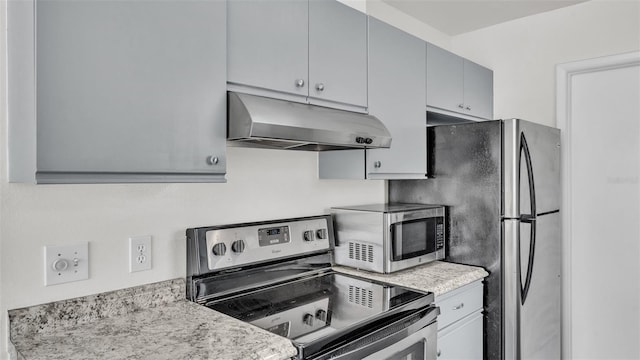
[435,280,484,360]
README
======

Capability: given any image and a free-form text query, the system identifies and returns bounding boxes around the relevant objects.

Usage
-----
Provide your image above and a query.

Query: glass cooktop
[206,271,432,344]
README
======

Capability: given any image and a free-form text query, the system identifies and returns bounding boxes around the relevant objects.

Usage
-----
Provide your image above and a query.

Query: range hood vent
[227,92,392,151]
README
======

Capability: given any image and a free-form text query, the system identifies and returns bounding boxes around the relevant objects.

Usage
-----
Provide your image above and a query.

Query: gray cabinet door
[437,312,484,360]
[308,0,367,109]
[464,60,494,119]
[227,0,308,98]
[33,0,226,180]
[366,18,427,178]
[34,0,226,181]
[426,43,464,114]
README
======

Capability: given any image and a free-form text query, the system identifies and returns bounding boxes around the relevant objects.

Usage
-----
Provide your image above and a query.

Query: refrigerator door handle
[520,132,537,216]
[520,218,536,305]
[519,132,537,305]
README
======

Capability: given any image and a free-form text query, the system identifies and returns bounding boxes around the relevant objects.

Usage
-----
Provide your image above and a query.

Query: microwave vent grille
[348,285,373,308]
[348,242,374,263]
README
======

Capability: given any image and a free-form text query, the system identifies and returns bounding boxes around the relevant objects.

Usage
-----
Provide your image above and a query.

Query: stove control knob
[316,229,327,240]
[231,240,246,253]
[303,230,315,242]
[315,309,327,322]
[303,313,314,326]
[212,243,227,256]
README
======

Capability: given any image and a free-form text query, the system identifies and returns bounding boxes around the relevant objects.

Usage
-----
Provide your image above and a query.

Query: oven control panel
[204,216,332,271]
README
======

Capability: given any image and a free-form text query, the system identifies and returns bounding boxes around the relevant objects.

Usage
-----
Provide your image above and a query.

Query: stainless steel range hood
[227,92,392,151]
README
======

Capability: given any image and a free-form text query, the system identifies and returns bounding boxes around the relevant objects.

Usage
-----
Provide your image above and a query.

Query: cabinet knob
[374,161,382,168]
[295,79,305,87]
[458,104,465,109]
[207,156,219,165]
[315,83,325,91]
[437,350,441,357]
[465,105,472,111]
[453,302,465,310]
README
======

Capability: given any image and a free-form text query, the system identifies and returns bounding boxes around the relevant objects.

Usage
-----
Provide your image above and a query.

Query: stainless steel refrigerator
[389,119,561,360]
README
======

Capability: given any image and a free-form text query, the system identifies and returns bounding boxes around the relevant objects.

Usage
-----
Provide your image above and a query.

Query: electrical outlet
[129,236,152,272]
[44,243,89,286]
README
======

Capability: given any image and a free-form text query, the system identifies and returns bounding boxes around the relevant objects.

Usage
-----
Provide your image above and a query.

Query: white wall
[451,0,640,127]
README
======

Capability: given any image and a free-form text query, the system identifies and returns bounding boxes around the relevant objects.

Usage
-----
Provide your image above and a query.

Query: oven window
[391,218,436,261]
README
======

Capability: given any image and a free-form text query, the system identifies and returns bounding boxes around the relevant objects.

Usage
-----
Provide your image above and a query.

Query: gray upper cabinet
[227,0,309,100]
[308,0,367,109]
[319,17,426,179]
[366,18,427,178]
[426,43,493,120]
[463,60,494,120]
[227,0,367,111]
[8,0,227,183]
[426,43,464,114]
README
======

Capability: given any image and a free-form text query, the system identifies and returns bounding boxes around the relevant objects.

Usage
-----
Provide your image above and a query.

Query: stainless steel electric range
[186,215,439,360]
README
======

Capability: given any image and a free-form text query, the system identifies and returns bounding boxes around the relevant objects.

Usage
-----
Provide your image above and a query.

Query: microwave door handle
[394,223,402,259]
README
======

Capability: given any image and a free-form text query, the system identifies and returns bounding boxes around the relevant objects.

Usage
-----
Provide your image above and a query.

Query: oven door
[309,305,439,360]
[362,321,437,360]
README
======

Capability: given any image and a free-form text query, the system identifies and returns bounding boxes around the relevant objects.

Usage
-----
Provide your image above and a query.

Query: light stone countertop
[8,261,487,360]
[333,261,488,296]
[8,279,297,360]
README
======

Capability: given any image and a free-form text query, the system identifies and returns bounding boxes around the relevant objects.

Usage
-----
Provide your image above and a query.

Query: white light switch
[44,243,89,286]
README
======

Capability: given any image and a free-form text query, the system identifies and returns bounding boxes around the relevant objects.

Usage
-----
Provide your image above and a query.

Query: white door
[558,53,640,359]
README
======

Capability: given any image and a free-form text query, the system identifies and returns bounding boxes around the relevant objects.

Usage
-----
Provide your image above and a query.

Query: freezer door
[503,214,561,360]
[503,119,561,218]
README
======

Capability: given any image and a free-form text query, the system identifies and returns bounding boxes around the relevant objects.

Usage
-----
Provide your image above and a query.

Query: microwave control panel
[436,219,445,250]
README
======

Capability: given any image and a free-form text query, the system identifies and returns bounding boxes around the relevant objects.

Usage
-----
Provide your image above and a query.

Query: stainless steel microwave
[331,203,445,273]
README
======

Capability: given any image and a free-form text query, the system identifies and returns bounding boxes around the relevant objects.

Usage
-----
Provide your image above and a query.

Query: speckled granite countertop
[333,261,488,296]
[8,279,297,360]
[8,262,487,360]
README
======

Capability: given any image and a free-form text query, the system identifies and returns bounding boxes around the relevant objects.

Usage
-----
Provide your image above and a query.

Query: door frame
[556,51,640,360]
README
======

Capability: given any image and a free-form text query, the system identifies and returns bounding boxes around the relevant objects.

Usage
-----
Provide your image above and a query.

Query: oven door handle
[361,332,433,360]
[313,306,439,360]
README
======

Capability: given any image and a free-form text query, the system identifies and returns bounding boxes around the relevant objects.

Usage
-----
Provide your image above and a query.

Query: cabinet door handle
[465,105,472,111]
[374,161,382,168]
[206,156,219,165]
[453,303,464,310]
[458,104,465,109]
[437,349,441,357]
[295,79,305,87]
[315,83,325,91]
